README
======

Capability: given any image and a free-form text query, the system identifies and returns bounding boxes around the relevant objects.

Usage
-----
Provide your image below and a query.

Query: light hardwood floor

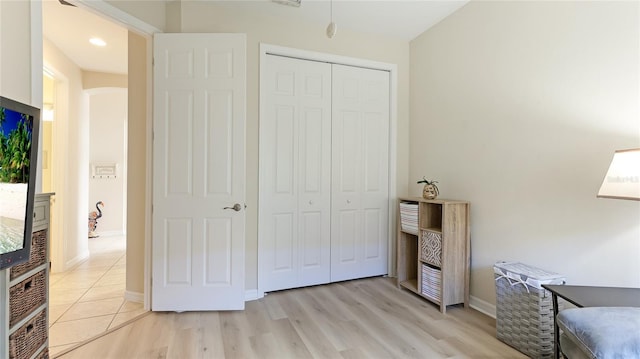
[59,277,525,359]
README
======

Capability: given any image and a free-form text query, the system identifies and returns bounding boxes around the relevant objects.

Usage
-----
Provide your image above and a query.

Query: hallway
[48,235,147,356]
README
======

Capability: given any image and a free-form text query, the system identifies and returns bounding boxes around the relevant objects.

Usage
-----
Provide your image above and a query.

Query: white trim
[124,290,144,303]
[262,44,398,74]
[42,64,70,275]
[30,0,43,107]
[257,43,399,297]
[90,230,125,238]
[245,289,259,302]
[144,33,153,312]
[65,251,90,272]
[470,295,496,319]
[66,0,160,35]
[31,0,43,193]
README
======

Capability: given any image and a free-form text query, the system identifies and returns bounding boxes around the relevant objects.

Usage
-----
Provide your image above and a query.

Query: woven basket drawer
[9,308,47,359]
[10,230,48,280]
[421,264,441,302]
[420,230,442,267]
[9,269,47,328]
[33,348,49,359]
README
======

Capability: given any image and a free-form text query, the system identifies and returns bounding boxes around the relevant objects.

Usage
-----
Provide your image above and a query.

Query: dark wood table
[542,285,640,359]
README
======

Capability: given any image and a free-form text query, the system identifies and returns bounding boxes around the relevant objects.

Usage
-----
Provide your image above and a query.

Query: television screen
[0,96,39,270]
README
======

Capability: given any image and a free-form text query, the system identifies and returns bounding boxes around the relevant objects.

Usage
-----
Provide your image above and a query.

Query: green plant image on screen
[0,106,33,254]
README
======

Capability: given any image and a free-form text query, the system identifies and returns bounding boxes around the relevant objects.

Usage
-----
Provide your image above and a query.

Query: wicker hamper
[494,262,565,358]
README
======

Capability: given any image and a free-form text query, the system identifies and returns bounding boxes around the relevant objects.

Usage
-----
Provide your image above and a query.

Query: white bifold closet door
[259,55,389,293]
[260,55,332,292]
[331,64,389,282]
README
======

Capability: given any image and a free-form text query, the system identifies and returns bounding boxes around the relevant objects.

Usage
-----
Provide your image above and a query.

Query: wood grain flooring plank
[267,318,315,358]
[262,291,288,320]
[58,277,529,359]
[341,279,451,358]
[329,281,438,358]
[275,290,344,358]
[351,288,451,356]
[293,289,353,352]
[219,310,257,359]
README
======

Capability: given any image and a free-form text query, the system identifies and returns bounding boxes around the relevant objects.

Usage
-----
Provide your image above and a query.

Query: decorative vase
[423,184,437,200]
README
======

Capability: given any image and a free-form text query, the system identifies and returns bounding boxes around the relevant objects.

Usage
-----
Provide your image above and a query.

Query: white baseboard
[470,295,496,319]
[245,289,259,302]
[124,290,144,303]
[64,250,90,272]
[92,231,125,238]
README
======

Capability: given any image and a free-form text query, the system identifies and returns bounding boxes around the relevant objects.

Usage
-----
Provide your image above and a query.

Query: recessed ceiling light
[89,37,106,47]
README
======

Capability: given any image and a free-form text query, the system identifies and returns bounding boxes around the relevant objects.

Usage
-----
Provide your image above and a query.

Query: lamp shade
[597,148,640,200]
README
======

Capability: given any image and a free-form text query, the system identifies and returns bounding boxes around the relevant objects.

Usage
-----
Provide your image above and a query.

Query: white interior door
[259,55,332,292]
[152,33,246,311]
[331,64,390,282]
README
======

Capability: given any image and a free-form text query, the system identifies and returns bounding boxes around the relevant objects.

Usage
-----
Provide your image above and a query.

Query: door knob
[223,203,242,212]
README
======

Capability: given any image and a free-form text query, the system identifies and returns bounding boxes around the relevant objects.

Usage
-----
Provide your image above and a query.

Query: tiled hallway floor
[48,235,147,356]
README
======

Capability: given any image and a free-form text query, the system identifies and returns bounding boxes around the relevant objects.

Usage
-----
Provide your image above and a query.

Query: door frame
[258,44,398,298]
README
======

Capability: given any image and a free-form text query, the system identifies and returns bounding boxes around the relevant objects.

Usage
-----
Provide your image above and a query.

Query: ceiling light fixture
[326,0,337,39]
[89,37,107,47]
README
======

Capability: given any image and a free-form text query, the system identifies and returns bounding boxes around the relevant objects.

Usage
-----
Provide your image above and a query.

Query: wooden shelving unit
[396,197,470,313]
[1,193,53,359]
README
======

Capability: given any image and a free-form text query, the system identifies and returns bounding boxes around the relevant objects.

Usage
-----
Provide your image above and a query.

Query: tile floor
[48,235,147,357]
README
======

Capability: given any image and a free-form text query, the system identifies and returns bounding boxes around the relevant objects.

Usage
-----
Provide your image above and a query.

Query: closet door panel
[331,64,390,282]
[298,100,331,286]
[260,55,331,292]
[336,209,358,264]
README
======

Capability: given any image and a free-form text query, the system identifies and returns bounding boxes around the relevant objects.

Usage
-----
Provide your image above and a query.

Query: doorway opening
[41,2,144,355]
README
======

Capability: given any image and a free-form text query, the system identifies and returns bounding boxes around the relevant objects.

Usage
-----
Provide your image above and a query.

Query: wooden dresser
[1,193,53,359]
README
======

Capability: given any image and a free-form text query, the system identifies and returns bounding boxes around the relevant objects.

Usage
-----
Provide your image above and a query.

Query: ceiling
[42,0,468,75]
[43,0,128,74]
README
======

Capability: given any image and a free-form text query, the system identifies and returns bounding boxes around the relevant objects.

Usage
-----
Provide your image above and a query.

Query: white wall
[410,1,640,308]
[43,38,90,271]
[0,1,31,104]
[88,89,127,235]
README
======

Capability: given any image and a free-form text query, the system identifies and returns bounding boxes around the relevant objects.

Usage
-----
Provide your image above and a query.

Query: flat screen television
[0,96,39,270]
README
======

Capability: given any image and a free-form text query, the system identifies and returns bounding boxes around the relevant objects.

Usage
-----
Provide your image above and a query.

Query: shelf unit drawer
[10,230,48,281]
[32,201,49,229]
[399,202,419,235]
[9,270,47,328]
[420,230,442,267]
[8,308,47,359]
[421,264,442,302]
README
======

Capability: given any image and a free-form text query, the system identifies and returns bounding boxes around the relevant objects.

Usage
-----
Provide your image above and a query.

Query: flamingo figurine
[88,201,104,238]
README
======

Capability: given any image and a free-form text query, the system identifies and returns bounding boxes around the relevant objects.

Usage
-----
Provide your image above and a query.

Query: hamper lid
[494,261,565,289]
